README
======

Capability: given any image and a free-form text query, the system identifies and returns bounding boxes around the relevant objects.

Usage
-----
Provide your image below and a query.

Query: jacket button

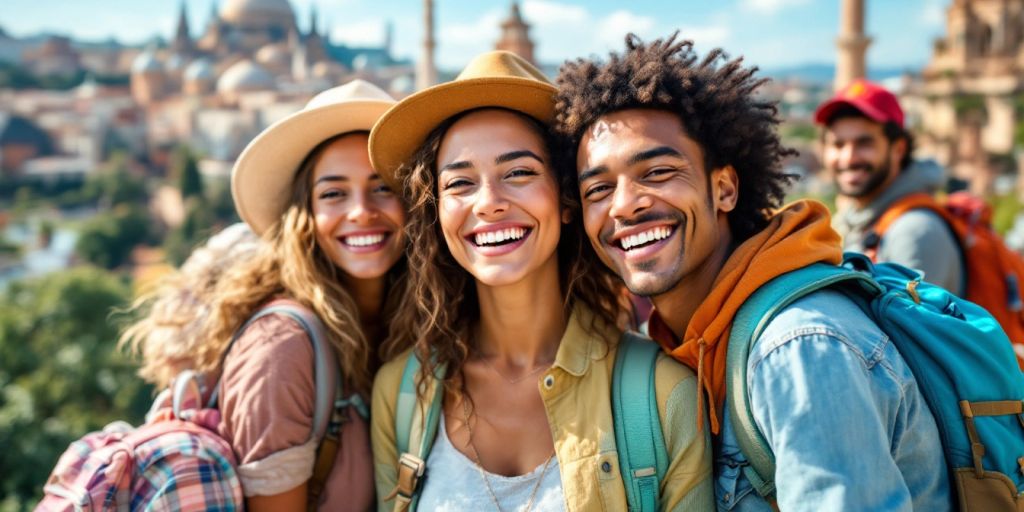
[543,375,555,389]
[601,461,612,473]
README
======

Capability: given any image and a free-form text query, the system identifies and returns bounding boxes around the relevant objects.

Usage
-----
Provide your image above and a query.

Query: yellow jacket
[371,305,714,511]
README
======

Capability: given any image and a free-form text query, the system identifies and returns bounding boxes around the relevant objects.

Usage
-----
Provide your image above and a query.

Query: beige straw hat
[368,51,556,187]
[231,79,397,236]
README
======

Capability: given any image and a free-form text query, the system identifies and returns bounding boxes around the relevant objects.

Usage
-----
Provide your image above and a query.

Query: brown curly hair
[554,33,796,242]
[386,107,624,396]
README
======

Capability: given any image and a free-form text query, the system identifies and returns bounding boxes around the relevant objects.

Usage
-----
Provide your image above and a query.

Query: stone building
[495,2,536,67]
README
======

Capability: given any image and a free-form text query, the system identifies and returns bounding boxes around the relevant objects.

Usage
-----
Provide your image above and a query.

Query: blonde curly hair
[119,223,261,388]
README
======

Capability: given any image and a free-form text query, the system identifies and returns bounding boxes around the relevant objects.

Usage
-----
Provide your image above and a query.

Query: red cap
[814,79,904,128]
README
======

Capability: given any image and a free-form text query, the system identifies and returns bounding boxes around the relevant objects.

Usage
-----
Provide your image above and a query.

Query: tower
[171,0,193,55]
[416,0,437,90]
[495,1,535,66]
[835,0,872,91]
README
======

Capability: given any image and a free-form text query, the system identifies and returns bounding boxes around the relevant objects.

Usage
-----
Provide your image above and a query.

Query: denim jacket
[715,288,952,511]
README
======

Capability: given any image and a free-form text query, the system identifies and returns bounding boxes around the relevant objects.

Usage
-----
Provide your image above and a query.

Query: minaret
[495,1,536,66]
[835,0,872,91]
[171,0,192,54]
[416,0,437,90]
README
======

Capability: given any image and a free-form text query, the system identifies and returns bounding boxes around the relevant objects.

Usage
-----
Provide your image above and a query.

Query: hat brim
[814,97,889,126]
[369,76,557,188]
[232,99,394,236]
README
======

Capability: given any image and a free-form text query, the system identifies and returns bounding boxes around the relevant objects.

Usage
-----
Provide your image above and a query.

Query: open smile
[339,231,393,253]
[465,225,532,256]
[610,224,678,261]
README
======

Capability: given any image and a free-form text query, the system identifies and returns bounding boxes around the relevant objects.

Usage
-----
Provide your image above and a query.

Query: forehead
[438,109,547,165]
[825,116,885,140]
[312,133,373,181]
[577,108,702,169]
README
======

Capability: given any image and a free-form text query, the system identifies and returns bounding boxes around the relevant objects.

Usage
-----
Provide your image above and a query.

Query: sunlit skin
[823,116,907,207]
[577,109,738,338]
[435,109,565,477]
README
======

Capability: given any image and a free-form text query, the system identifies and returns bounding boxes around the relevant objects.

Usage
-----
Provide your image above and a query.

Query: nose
[346,191,379,225]
[834,142,857,170]
[608,177,652,220]
[471,181,509,219]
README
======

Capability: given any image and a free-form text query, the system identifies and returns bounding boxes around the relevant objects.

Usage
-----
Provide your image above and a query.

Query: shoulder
[885,207,955,244]
[752,289,889,371]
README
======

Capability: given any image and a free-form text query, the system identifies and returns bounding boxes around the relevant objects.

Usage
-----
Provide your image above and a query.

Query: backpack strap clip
[959,400,1024,478]
[393,453,426,505]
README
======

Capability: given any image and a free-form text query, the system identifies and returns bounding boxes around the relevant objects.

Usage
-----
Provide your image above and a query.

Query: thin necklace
[476,352,552,385]
[461,398,555,512]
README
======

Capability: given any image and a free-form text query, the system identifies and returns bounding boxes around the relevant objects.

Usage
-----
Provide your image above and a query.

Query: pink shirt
[217,312,374,511]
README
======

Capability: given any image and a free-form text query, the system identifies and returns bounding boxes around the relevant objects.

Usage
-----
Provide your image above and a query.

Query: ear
[711,165,739,214]
[890,137,908,170]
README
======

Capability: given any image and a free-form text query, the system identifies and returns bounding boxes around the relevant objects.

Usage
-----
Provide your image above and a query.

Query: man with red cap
[816,79,963,294]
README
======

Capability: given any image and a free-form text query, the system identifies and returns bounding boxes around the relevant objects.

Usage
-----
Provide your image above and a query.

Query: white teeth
[344,233,385,247]
[620,226,673,250]
[474,227,527,246]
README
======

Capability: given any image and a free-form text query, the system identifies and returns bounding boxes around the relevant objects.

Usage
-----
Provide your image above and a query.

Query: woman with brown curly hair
[195,80,408,511]
[369,51,713,512]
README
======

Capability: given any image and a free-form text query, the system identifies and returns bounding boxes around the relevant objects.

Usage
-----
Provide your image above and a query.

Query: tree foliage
[0,268,152,510]
[74,205,152,269]
[170,146,203,200]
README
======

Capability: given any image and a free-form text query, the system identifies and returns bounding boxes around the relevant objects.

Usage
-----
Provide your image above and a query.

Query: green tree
[79,152,148,209]
[0,268,152,510]
[170,146,203,200]
[162,196,219,266]
[74,205,152,269]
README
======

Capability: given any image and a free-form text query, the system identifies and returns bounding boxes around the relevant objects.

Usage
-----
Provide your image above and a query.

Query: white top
[417,415,565,512]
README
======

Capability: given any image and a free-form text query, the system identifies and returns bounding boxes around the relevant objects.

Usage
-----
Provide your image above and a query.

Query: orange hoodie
[648,200,842,434]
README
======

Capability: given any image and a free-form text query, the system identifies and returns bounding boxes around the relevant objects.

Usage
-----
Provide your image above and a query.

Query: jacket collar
[551,302,618,377]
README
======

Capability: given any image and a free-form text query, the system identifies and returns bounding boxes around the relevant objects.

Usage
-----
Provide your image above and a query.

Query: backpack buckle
[395,453,426,500]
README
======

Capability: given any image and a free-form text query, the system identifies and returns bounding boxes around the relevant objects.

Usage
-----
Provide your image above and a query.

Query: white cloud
[741,0,811,14]
[330,20,387,47]
[598,10,657,45]
[522,0,588,24]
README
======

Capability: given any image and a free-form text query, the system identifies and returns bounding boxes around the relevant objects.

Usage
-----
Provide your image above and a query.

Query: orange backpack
[866,191,1024,369]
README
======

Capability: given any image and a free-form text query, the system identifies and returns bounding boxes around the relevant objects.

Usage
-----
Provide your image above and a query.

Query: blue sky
[0,0,950,72]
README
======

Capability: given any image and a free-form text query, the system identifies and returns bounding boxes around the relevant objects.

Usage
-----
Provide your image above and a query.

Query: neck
[473,258,566,366]
[343,274,387,341]
[652,221,733,340]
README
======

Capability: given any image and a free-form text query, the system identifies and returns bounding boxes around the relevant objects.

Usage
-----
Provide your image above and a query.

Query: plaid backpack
[36,301,358,512]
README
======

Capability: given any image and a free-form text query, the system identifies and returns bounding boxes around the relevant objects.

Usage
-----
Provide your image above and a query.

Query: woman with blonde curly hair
[197,80,408,511]
[369,52,713,512]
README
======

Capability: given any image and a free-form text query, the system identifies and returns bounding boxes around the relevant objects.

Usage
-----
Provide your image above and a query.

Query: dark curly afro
[554,32,796,242]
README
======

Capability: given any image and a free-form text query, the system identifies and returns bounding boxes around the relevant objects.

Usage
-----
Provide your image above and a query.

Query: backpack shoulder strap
[612,331,669,512]
[392,351,444,511]
[207,301,351,510]
[873,193,950,237]
[725,262,879,500]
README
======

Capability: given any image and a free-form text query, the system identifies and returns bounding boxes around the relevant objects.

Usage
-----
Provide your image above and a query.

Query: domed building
[215,0,297,53]
[216,59,276,105]
[130,50,166,104]
[183,59,216,95]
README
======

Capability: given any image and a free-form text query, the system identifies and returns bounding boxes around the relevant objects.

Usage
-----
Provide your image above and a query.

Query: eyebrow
[627,146,684,165]
[495,150,544,165]
[439,161,473,173]
[315,175,349,186]
[578,146,685,183]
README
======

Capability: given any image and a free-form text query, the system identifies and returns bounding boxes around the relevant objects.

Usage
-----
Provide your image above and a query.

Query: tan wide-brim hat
[369,50,556,187]
[231,79,397,236]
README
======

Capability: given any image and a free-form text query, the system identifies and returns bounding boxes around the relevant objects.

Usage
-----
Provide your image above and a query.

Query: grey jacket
[833,160,964,295]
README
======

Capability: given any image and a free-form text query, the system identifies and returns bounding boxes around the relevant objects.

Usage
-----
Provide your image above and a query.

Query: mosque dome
[165,54,188,73]
[220,0,295,27]
[217,59,276,93]
[131,51,163,74]
[184,58,216,82]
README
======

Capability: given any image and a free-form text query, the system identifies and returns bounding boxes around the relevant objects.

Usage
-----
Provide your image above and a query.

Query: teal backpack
[389,332,668,512]
[726,252,1024,510]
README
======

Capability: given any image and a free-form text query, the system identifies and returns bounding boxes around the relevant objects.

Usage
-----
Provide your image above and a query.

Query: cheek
[438,196,465,240]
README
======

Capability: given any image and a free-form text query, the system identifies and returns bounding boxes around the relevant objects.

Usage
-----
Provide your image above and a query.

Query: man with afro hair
[555,34,950,511]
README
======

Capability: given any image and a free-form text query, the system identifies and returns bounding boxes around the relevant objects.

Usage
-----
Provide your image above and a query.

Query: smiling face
[824,116,905,201]
[310,132,405,281]
[436,109,563,288]
[576,108,737,297]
